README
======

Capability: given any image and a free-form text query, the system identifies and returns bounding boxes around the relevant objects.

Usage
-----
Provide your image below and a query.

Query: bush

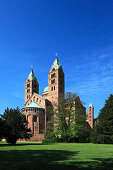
[42,137,59,144]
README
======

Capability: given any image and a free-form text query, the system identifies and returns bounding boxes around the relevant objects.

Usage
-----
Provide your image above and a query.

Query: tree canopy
[1,107,32,144]
[93,94,113,144]
[43,92,90,143]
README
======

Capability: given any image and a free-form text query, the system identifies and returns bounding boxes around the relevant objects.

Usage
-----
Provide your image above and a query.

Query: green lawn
[0,142,113,170]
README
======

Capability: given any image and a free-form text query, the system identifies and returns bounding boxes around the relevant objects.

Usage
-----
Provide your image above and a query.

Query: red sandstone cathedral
[21,57,94,141]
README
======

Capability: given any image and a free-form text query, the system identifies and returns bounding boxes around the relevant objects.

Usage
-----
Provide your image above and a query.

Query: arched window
[52,68,55,71]
[51,73,55,78]
[27,89,30,93]
[27,83,30,88]
[51,79,55,84]
[33,96,35,102]
[33,115,37,122]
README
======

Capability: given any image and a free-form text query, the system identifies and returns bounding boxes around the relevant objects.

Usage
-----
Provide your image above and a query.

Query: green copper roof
[28,69,36,81]
[25,102,43,109]
[51,57,61,70]
[43,86,48,92]
[89,102,94,108]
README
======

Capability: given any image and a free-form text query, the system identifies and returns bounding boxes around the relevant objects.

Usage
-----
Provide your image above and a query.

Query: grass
[0,142,113,170]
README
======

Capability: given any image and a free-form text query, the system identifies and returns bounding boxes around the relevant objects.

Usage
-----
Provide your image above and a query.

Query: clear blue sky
[0,0,113,118]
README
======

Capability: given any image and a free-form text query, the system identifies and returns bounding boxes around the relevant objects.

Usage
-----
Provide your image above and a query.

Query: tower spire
[55,52,58,58]
[88,102,94,129]
[25,69,39,104]
[31,65,33,70]
[27,69,35,81]
[50,56,61,72]
[89,102,94,108]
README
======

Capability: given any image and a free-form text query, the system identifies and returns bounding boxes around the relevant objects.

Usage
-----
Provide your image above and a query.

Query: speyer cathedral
[21,57,94,141]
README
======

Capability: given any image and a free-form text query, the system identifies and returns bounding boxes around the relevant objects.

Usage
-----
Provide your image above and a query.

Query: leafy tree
[65,92,77,127]
[93,94,113,144]
[0,117,4,140]
[65,92,90,142]
[43,97,68,143]
[1,107,32,144]
[54,96,68,142]
[43,94,68,143]
[69,105,90,143]
[44,105,55,139]
[44,92,90,143]
[51,92,89,143]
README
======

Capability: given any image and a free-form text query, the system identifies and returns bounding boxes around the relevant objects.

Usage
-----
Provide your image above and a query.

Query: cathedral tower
[88,102,94,128]
[48,57,65,109]
[25,69,39,104]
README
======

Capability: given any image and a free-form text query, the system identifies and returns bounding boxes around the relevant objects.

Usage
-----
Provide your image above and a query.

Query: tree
[45,92,89,143]
[93,94,113,144]
[54,95,68,142]
[65,92,90,143]
[0,117,4,140]
[43,94,69,143]
[44,104,55,139]
[1,107,32,144]
[67,102,90,143]
[65,92,78,128]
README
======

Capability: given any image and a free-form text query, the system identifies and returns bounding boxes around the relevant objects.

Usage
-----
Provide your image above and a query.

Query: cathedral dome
[43,86,48,92]
[25,102,43,108]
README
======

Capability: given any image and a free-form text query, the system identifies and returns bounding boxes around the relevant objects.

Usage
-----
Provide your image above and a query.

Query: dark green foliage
[93,94,113,144]
[0,118,4,140]
[65,93,90,143]
[45,105,56,139]
[1,107,32,144]
[55,96,68,141]
[69,107,90,143]
[42,137,59,144]
[46,92,90,143]
[43,104,59,144]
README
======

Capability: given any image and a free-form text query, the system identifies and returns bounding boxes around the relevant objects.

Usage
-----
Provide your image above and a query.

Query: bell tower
[88,102,94,128]
[25,69,39,105]
[48,57,65,110]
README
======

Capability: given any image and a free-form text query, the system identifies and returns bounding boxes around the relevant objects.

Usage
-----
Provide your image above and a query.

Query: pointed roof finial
[55,52,58,58]
[27,68,35,81]
[89,102,94,108]
[31,65,33,70]
[50,55,61,72]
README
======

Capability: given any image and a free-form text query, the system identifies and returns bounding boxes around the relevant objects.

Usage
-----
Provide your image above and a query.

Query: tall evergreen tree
[93,94,113,144]
[0,117,4,140]
[1,107,32,144]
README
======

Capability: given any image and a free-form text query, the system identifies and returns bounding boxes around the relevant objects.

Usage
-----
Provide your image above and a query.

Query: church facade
[21,57,94,141]
[21,57,65,141]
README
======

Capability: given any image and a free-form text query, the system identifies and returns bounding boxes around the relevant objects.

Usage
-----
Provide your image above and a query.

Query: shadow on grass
[0,149,113,170]
[0,143,43,147]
